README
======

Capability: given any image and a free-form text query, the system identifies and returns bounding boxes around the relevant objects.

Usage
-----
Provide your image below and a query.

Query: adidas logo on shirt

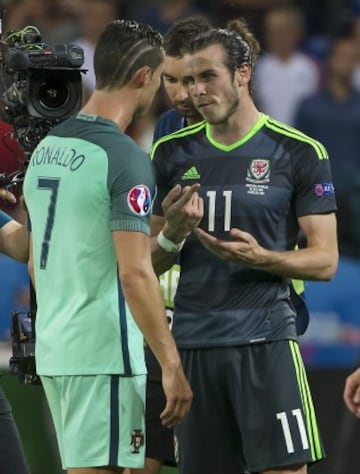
[181,166,200,180]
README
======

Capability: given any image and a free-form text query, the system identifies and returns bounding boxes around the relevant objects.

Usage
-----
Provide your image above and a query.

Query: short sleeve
[107,138,156,235]
[293,143,337,217]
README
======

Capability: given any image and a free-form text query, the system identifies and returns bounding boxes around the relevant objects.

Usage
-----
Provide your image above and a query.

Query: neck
[186,114,203,126]
[327,76,352,101]
[274,50,294,62]
[209,96,261,146]
[82,88,137,131]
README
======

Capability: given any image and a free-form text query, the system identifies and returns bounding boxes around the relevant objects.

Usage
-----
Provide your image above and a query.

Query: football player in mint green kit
[23,20,192,474]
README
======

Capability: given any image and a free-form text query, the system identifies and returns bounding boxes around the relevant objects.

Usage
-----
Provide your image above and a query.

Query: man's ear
[236,63,251,87]
[131,66,152,89]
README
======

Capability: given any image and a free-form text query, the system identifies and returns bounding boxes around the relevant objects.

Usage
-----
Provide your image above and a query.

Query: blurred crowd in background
[1,0,360,368]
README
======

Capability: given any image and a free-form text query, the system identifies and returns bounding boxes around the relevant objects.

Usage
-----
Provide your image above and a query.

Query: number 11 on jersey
[206,190,232,232]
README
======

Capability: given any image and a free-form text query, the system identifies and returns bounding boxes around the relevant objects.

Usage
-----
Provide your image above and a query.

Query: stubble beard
[205,96,240,126]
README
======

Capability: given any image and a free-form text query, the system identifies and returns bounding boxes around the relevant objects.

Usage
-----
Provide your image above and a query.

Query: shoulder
[151,121,206,159]
[55,116,147,159]
[106,134,151,176]
[156,109,182,129]
[263,115,328,159]
[153,109,187,142]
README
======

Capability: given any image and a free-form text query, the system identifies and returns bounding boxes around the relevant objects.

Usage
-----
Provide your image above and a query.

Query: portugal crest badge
[130,429,144,454]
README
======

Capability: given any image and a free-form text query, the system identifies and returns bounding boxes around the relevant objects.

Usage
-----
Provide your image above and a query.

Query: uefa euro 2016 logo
[127,184,151,216]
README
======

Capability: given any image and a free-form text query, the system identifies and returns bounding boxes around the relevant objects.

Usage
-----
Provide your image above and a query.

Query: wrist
[157,230,185,253]
[161,357,182,373]
[162,221,187,244]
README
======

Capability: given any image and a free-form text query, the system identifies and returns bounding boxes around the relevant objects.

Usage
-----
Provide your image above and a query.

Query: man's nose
[175,86,189,101]
[193,81,206,96]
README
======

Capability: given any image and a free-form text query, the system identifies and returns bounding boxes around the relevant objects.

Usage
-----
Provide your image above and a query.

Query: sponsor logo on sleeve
[127,185,151,216]
[314,182,335,196]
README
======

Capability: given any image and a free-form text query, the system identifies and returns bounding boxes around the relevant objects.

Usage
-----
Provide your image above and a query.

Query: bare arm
[0,220,29,262]
[344,368,360,418]
[0,188,29,262]
[151,214,179,275]
[195,212,338,281]
[113,230,192,426]
[251,213,338,280]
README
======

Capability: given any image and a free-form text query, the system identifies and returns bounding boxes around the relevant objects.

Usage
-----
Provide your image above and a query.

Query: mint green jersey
[23,113,156,376]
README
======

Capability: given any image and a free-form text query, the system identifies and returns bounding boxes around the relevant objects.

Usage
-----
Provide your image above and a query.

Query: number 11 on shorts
[276,409,309,453]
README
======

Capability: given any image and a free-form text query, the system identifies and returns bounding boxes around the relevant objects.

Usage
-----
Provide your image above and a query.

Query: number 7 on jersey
[37,177,60,269]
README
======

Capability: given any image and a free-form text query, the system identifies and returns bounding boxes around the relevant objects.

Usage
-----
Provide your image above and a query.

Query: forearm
[150,185,203,275]
[0,221,29,262]
[150,217,184,276]
[120,267,181,370]
[257,246,338,281]
[151,235,179,276]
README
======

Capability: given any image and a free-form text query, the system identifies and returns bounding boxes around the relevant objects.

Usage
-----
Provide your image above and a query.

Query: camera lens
[38,79,69,109]
[27,69,82,120]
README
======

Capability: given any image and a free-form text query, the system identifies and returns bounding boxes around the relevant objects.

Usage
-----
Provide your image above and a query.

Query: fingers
[195,227,216,243]
[197,192,204,214]
[354,386,360,405]
[344,391,360,417]
[172,183,200,211]
[161,184,182,212]
[160,370,193,428]
[0,188,17,203]
[344,370,360,417]
[230,228,251,242]
[195,228,231,255]
[160,393,192,428]
[160,401,183,428]
[196,227,247,244]
[162,183,200,212]
[195,228,230,260]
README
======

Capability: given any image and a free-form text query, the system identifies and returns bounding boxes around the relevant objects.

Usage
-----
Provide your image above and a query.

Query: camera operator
[0,191,28,262]
[0,189,30,474]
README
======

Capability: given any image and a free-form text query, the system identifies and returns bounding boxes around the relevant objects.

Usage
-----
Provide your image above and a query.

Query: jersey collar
[205,113,267,152]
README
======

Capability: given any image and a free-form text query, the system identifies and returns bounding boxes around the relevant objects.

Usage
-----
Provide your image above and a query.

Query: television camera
[0,24,85,156]
[0,22,85,384]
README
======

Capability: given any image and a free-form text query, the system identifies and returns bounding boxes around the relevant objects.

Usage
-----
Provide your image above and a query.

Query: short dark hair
[94,20,164,90]
[164,16,212,57]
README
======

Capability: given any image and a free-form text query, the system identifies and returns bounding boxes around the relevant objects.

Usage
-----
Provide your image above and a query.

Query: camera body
[9,310,40,385]
[0,26,85,154]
